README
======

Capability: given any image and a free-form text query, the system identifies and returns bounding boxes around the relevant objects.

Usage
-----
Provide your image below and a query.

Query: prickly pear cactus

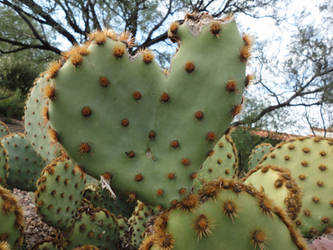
[35,155,86,230]
[193,132,238,191]
[65,207,119,249]
[128,200,155,248]
[0,185,24,248]
[0,144,8,187]
[247,143,272,171]
[24,74,63,162]
[243,165,302,220]
[0,121,9,138]
[260,137,333,238]
[1,133,46,191]
[141,180,308,250]
[47,13,249,208]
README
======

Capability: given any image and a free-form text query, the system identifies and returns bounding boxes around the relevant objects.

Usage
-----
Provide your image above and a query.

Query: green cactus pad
[260,136,333,238]
[0,121,9,138]
[48,14,248,208]
[142,180,307,250]
[247,143,273,171]
[35,155,86,230]
[243,165,302,221]
[0,186,24,248]
[65,207,119,249]
[1,133,46,191]
[24,74,63,163]
[128,200,155,248]
[193,133,238,191]
[0,144,8,187]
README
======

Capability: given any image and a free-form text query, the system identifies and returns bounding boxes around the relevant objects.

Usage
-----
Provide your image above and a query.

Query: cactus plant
[0,185,24,248]
[247,143,273,171]
[141,179,308,250]
[259,136,333,238]
[1,133,46,191]
[24,74,63,163]
[0,144,8,187]
[243,165,302,221]
[0,121,9,138]
[65,206,119,249]
[193,132,238,192]
[46,13,249,208]
[128,200,155,248]
[35,154,86,231]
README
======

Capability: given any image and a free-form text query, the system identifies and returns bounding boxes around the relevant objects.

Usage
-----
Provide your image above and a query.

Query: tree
[0,0,332,135]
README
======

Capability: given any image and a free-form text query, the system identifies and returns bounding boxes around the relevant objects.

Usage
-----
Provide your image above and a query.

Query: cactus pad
[24,74,63,162]
[48,13,248,207]
[128,200,155,248]
[65,207,119,249]
[247,143,272,171]
[243,165,302,220]
[0,144,8,186]
[35,155,86,230]
[193,133,238,191]
[142,179,307,250]
[0,185,24,248]
[260,136,333,238]
[1,133,46,191]
[0,121,9,138]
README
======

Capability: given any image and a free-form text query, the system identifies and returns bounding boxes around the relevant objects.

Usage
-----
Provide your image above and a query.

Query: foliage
[0,88,24,119]
[230,127,281,175]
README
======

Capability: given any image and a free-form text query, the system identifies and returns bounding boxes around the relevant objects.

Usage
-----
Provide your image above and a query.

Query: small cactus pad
[0,121,9,138]
[24,74,63,162]
[243,165,302,220]
[35,155,86,230]
[247,143,273,171]
[65,207,119,249]
[0,144,8,186]
[142,180,307,250]
[1,133,46,191]
[260,137,333,238]
[128,200,155,248]
[0,186,24,248]
[48,13,248,208]
[193,133,238,191]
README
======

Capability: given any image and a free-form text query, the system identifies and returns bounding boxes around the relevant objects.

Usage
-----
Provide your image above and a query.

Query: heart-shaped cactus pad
[46,13,249,207]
